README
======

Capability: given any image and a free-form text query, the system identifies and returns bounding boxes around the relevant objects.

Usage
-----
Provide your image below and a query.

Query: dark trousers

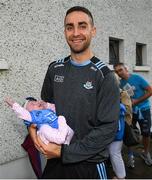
[41,158,107,179]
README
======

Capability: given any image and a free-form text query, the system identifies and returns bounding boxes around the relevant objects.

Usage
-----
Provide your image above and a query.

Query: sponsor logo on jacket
[54,75,64,83]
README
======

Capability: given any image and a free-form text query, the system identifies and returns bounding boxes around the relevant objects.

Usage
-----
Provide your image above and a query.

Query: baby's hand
[5,97,15,107]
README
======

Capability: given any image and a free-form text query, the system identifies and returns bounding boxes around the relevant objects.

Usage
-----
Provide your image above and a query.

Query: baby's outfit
[12,103,74,145]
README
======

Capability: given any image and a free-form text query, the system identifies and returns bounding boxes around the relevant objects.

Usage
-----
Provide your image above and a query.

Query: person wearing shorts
[114,62,152,166]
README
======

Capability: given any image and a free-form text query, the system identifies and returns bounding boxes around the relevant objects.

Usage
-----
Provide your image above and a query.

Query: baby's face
[26,100,47,111]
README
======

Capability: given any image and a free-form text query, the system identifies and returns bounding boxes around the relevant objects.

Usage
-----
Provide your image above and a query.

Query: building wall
[0,0,152,178]
[0,156,36,179]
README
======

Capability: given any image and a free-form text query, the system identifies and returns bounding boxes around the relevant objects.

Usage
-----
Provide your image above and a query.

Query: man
[29,6,120,179]
[114,62,152,167]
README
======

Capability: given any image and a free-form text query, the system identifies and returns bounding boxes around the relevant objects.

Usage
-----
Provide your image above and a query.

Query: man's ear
[91,26,96,37]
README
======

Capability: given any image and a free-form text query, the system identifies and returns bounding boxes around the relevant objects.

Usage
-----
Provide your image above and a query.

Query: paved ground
[108,138,152,179]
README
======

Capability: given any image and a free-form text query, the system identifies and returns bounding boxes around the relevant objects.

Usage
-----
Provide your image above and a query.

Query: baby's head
[24,97,47,112]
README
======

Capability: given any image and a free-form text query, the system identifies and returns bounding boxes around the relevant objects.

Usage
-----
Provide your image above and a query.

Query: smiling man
[64,8,96,57]
[29,6,120,179]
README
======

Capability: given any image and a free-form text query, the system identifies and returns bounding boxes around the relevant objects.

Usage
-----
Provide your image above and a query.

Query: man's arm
[132,85,152,106]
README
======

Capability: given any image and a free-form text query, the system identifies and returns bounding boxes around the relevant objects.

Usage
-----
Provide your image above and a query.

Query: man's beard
[68,42,90,54]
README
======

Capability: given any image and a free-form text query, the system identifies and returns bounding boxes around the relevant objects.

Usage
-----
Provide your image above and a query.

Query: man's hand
[37,136,61,159]
[131,99,139,106]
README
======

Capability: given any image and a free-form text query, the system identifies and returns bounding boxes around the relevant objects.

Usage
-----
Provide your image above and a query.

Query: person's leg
[108,141,126,179]
[126,115,137,168]
[42,158,107,179]
[64,126,74,145]
[140,135,152,166]
[139,109,152,166]
[42,159,65,179]
[142,136,150,154]
[127,147,135,168]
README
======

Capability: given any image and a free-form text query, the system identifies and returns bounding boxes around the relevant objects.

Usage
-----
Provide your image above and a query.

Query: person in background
[114,62,152,167]
[115,73,135,168]
[29,6,120,179]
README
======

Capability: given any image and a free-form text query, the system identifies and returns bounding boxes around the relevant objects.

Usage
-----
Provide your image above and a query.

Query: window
[136,43,146,66]
[109,37,124,65]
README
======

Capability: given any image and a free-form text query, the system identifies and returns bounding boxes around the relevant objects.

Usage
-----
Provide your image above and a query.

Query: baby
[5,97,74,145]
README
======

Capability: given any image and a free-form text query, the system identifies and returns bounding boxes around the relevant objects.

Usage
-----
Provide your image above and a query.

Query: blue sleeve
[138,75,150,88]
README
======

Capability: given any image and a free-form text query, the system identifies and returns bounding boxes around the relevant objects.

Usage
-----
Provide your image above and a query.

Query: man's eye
[66,26,73,31]
[79,25,87,29]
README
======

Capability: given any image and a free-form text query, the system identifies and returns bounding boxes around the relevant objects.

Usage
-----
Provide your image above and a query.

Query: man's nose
[73,27,80,36]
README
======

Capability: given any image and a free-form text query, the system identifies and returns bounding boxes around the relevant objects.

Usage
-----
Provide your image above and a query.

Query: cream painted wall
[0,0,152,178]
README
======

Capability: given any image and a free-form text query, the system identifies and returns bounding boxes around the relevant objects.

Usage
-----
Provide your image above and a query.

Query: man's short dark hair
[65,6,94,25]
[113,62,125,69]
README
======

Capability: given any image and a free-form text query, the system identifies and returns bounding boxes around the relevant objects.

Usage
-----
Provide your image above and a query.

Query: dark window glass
[136,44,143,66]
[109,39,119,65]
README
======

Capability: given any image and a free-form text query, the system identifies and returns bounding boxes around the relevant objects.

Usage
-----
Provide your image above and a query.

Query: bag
[123,122,140,146]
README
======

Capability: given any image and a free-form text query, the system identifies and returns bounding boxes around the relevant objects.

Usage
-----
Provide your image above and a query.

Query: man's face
[114,65,128,79]
[64,11,96,54]
[26,100,47,111]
